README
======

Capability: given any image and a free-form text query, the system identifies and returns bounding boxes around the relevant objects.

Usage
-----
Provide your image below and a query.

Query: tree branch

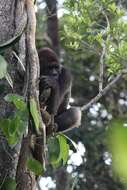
[99,42,106,91]
[81,69,127,111]
[26,0,46,165]
[98,10,110,92]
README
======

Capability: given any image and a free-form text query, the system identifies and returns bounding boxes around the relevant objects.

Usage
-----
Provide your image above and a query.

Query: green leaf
[30,98,40,132]
[0,118,18,145]
[17,118,27,134]
[4,94,26,110]
[108,3,116,13]
[0,55,7,79]
[47,135,69,168]
[47,137,60,165]
[7,133,19,145]
[57,135,69,165]
[0,117,23,145]
[27,158,43,176]
[0,178,16,190]
[62,134,78,151]
[62,141,69,165]
[8,115,20,135]
[0,94,28,145]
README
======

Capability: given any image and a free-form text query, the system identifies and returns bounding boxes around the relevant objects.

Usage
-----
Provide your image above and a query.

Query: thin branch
[0,171,8,189]
[12,51,25,71]
[99,42,106,91]
[102,11,110,29]
[98,11,110,92]
[81,69,127,111]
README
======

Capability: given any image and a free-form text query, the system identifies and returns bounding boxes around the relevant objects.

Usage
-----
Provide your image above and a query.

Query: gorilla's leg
[55,107,81,132]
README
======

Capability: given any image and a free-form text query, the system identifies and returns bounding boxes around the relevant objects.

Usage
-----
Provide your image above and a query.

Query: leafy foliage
[35,0,127,189]
[61,0,127,75]
[0,178,16,190]
[27,158,44,176]
[47,134,69,168]
[30,97,40,133]
[4,94,26,111]
[0,94,28,145]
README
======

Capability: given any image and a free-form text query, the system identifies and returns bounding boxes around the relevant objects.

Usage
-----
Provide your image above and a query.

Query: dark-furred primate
[38,47,81,134]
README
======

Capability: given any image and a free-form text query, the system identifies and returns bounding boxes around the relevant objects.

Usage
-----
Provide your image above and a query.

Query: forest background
[0,0,127,190]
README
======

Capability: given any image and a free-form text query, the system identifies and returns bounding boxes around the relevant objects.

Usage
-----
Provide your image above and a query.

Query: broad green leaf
[27,158,43,176]
[61,141,69,165]
[30,98,40,132]
[16,110,28,134]
[17,116,28,134]
[57,135,69,165]
[47,137,60,165]
[7,133,19,145]
[0,55,7,79]
[0,116,26,145]
[4,94,26,111]
[108,3,116,12]
[62,134,78,151]
[8,115,20,135]
[0,95,28,145]
[0,178,16,190]
[0,118,18,145]
[47,135,70,167]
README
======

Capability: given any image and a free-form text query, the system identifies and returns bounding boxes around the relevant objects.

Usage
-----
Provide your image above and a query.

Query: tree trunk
[0,0,20,182]
[45,1,70,189]
[0,0,38,189]
[56,167,70,190]
[45,0,59,55]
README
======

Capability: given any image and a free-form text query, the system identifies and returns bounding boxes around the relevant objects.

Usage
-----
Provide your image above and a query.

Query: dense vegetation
[0,0,127,189]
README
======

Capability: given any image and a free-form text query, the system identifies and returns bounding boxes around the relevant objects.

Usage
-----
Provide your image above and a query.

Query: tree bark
[0,0,38,189]
[0,0,20,182]
[44,1,70,189]
[45,0,59,55]
[55,167,70,190]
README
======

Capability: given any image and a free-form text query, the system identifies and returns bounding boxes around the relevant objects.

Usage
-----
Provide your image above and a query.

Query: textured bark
[0,0,15,43]
[56,167,70,190]
[45,1,70,189]
[0,0,19,182]
[0,0,37,189]
[16,136,36,190]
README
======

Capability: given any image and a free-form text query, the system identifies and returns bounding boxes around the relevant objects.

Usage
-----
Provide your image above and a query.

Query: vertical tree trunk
[45,1,70,189]
[0,0,38,189]
[0,0,20,182]
[45,0,59,55]
[56,168,70,190]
